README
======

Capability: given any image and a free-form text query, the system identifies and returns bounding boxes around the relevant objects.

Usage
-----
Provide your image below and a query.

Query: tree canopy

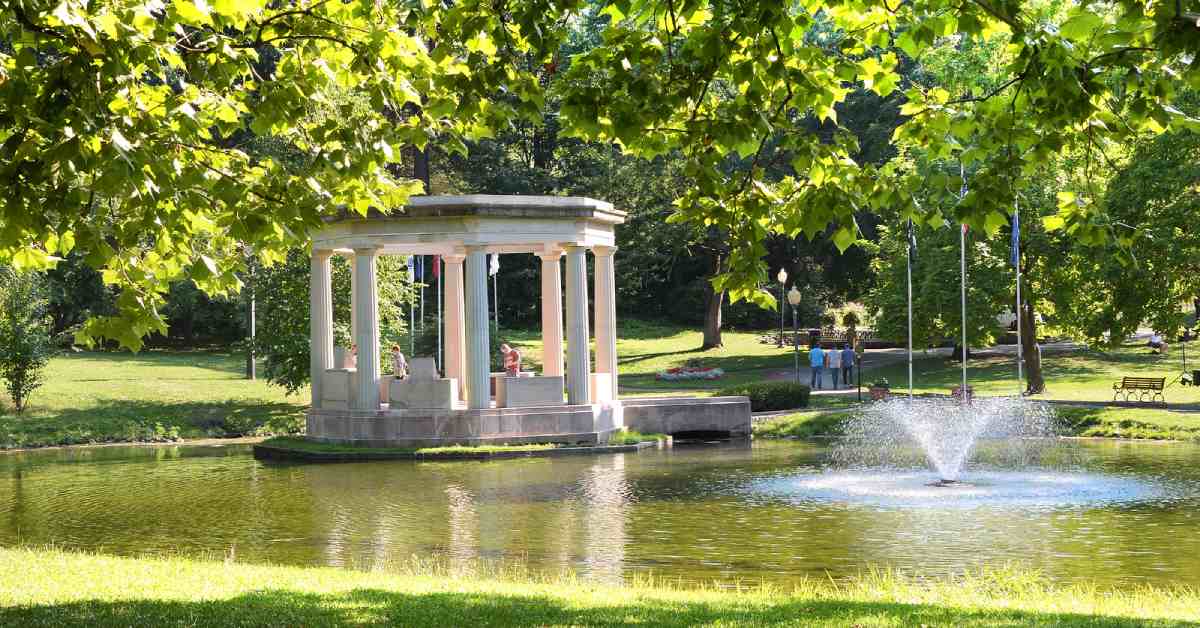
[3,0,1199,348]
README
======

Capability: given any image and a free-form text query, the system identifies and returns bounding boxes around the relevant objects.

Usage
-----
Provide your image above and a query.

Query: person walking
[841,344,855,387]
[809,344,825,390]
[828,342,842,389]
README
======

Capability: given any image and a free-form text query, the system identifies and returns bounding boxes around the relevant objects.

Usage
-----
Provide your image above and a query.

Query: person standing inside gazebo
[500,343,522,376]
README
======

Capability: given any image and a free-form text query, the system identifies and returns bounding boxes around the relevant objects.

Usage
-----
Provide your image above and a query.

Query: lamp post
[787,286,802,385]
[777,268,788,347]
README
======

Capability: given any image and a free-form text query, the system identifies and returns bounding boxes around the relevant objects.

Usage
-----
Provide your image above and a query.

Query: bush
[0,267,55,413]
[716,381,811,412]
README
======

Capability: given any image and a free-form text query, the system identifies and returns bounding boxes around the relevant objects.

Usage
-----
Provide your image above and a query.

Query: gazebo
[306,195,750,448]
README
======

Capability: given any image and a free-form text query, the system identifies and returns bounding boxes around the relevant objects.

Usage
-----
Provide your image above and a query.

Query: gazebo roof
[314,194,625,255]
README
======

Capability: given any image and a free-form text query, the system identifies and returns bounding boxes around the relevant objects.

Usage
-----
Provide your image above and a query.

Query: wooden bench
[1112,376,1166,404]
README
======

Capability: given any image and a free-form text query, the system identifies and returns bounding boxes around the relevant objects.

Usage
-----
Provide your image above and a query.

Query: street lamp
[776,268,788,347]
[787,286,802,385]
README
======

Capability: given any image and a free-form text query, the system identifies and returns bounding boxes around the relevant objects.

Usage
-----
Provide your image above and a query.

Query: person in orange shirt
[500,343,522,376]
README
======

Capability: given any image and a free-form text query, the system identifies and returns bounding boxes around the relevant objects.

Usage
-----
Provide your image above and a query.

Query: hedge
[716,381,811,412]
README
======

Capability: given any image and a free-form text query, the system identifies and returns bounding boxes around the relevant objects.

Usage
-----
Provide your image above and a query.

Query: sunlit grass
[0,350,305,449]
[2,547,1197,626]
[755,405,1200,442]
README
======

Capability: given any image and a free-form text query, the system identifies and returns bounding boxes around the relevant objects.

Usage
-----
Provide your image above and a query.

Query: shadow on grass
[0,587,1185,627]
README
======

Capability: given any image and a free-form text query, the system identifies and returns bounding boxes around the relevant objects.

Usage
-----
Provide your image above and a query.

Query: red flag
[432,255,440,278]
[961,223,969,234]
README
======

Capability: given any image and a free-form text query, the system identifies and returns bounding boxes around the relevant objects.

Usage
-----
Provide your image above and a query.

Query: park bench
[1112,376,1166,404]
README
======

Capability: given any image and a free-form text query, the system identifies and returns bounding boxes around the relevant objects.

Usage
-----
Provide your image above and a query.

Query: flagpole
[409,256,415,356]
[907,220,914,400]
[961,222,968,397]
[959,164,968,399]
[1014,201,1024,397]
[419,255,425,331]
[437,256,443,372]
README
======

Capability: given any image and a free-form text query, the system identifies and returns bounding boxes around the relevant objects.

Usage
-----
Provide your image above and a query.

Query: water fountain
[835,396,1058,484]
[751,397,1166,508]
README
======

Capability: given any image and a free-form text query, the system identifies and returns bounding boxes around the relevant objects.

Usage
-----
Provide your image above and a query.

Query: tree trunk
[1021,299,1046,394]
[702,287,725,349]
[701,253,724,350]
[413,146,431,193]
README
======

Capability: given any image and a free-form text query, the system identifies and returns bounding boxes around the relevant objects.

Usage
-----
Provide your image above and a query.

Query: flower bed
[656,366,725,381]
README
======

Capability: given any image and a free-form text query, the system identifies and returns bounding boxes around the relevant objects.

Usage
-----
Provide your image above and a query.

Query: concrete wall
[621,396,751,437]
[306,403,620,448]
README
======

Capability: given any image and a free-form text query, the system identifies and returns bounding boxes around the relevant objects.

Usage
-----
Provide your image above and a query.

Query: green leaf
[173,0,213,24]
[1060,12,1104,40]
[832,225,857,252]
[1042,215,1066,231]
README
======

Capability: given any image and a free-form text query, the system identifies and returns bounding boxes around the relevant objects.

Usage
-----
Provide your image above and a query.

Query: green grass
[1056,406,1200,441]
[871,342,1200,405]
[2,548,1197,626]
[754,405,1200,442]
[606,429,668,445]
[754,411,855,439]
[0,350,305,449]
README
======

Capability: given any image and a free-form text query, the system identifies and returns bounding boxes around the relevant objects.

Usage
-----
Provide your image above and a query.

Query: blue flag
[1010,210,1020,268]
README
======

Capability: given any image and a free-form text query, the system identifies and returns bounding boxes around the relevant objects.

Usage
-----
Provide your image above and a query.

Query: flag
[906,220,917,262]
[432,254,441,279]
[1010,210,1020,268]
[961,223,969,235]
[406,255,414,278]
[489,253,500,276]
[415,255,423,281]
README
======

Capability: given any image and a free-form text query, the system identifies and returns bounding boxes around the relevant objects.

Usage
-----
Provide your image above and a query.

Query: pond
[2,439,1199,589]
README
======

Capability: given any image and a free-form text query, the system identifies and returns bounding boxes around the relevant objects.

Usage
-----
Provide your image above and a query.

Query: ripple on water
[750,469,1170,509]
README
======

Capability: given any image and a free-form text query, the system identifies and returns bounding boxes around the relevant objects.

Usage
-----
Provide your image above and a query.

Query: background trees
[2,0,1198,355]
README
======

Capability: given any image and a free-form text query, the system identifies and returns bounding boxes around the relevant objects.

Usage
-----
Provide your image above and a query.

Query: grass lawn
[5,322,1199,450]
[869,342,1200,405]
[0,350,305,449]
[2,548,1197,627]
[755,405,1200,442]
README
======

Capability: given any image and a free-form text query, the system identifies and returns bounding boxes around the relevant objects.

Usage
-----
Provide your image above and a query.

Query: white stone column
[310,249,334,408]
[443,254,466,397]
[538,249,564,378]
[353,247,381,410]
[593,246,618,401]
[564,245,592,405]
[464,248,491,409]
[349,254,359,341]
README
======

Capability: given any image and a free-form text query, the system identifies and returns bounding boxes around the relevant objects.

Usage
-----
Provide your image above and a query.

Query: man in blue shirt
[841,344,855,388]
[809,344,825,390]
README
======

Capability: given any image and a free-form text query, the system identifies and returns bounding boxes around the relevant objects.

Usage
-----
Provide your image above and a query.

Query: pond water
[2,439,1200,589]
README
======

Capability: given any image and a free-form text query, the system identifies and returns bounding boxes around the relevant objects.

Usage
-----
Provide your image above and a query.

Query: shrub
[0,267,55,413]
[717,381,811,412]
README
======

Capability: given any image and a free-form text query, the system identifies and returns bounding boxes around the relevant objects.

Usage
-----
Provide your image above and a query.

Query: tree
[1047,116,1200,346]
[865,221,1010,361]
[0,0,567,348]
[3,0,1197,350]
[0,267,55,413]
[251,249,415,394]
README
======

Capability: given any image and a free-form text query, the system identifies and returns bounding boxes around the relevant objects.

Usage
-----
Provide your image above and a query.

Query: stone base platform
[305,395,751,449]
[621,396,752,438]
[306,402,623,448]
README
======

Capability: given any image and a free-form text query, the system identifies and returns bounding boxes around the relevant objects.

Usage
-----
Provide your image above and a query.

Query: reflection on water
[2,439,1200,588]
